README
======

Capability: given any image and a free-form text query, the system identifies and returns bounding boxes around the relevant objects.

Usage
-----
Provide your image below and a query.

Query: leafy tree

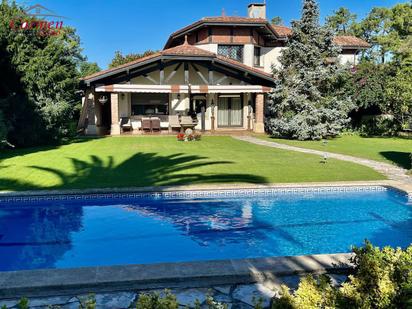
[271,16,283,26]
[79,61,101,78]
[386,66,412,129]
[326,7,357,35]
[0,1,83,147]
[109,50,158,68]
[265,0,353,140]
[352,7,392,63]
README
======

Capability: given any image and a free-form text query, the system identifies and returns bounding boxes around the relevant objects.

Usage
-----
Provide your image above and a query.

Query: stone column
[110,93,120,135]
[86,91,97,135]
[254,93,265,133]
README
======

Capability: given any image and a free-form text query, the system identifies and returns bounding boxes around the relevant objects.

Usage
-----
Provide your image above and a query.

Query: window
[131,93,168,116]
[218,45,244,62]
[254,46,261,66]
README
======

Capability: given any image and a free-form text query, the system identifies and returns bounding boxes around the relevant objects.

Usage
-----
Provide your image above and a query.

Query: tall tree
[109,50,158,68]
[0,1,83,147]
[79,61,101,78]
[271,16,283,26]
[265,0,353,140]
[326,7,357,34]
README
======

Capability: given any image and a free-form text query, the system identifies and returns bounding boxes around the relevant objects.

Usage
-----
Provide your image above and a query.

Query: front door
[218,96,243,127]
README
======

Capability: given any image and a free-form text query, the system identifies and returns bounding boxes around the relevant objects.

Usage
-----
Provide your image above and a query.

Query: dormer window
[254,46,261,67]
[218,45,244,62]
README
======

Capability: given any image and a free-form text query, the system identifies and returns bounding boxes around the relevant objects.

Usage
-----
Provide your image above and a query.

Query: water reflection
[0,190,411,271]
[0,205,83,270]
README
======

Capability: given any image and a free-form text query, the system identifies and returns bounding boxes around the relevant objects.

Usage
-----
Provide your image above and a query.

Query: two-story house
[79,3,369,135]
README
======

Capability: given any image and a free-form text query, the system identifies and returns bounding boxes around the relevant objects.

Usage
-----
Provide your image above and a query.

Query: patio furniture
[168,115,181,132]
[180,116,197,131]
[119,117,132,132]
[131,120,141,132]
[142,118,151,132]
[151,117,161,132]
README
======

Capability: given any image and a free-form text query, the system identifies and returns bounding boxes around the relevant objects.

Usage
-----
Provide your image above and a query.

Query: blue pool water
[0,187,411,271]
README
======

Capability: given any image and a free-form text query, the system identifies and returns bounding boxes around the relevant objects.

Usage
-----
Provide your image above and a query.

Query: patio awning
[94,84,271,94]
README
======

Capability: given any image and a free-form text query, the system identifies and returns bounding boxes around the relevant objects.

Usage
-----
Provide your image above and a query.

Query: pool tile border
[0,185,393,204]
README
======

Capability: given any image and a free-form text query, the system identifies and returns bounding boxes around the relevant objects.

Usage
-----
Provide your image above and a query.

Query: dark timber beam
[184,62,189,84]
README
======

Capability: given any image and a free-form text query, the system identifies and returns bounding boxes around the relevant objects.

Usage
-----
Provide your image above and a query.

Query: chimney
[247,3,266,19]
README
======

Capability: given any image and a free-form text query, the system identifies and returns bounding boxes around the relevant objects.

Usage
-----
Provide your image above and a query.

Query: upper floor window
[218,45,243,62]
[254,46,261,66]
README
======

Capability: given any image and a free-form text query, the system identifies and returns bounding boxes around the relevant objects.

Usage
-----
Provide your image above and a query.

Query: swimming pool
[0,186,410,271]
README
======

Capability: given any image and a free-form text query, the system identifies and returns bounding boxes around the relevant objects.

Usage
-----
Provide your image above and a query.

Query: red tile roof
[82,44,273,81]
[271,25,369,48]
[333,36,371,48]
[270,25,293,37]
[82,52,162,81]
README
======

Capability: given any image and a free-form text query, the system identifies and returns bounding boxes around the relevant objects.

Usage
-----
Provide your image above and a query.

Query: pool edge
[0,180,410,199]
[0,253,353,299]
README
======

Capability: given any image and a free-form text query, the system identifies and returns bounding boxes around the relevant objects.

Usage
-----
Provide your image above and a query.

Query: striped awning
[94,84,271,93]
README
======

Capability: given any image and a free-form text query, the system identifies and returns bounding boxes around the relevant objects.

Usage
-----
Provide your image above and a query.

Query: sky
[19,0,403,69]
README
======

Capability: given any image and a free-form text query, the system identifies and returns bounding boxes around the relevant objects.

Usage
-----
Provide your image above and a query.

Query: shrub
[194,133,202,141]
[136,290,179,309]
[272,241,412,308]
[176,132,201,141]
[176,133,185,141]
[359,115,399,136]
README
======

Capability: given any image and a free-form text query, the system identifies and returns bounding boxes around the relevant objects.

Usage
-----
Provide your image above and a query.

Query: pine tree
[265,0,353,140]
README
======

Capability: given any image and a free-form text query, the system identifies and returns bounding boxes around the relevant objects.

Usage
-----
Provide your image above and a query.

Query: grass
[0,136,385,191]
[260,134,412,170]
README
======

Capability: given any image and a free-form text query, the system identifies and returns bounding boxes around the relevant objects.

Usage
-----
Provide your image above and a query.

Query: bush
[136,290,179,309]
[272,241,412,308]
[359,115,399,136]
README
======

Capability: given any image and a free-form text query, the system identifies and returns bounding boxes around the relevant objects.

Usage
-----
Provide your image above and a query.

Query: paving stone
[213,293,233,303]
[231,302,253,309]
[232,284,276,308]
[27,296,71,307]
[60,302,81,309]
[95,292,136,309]
[0,299,18,308]
[213,285,232,295]
[329,274,348,287]
[173,288,209,307]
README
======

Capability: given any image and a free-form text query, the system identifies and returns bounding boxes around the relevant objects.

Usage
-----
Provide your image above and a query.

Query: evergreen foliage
[265,0,353,140]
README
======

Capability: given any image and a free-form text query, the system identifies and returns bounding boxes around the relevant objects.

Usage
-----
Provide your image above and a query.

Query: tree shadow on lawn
[379,151,411,170]
[0,137,97,161]
[0,152,268,191]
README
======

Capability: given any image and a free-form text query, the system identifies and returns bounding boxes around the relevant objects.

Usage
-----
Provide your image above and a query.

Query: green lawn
[260,135,412,170]
[0,136,385,191]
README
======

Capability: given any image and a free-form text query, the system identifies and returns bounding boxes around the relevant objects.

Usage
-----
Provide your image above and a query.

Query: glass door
[218,96,243,127]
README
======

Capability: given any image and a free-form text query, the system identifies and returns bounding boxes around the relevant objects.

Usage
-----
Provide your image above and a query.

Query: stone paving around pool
[0,274,348,309]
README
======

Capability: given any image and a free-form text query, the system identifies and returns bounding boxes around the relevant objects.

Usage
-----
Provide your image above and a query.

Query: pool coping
[0,253,353,299]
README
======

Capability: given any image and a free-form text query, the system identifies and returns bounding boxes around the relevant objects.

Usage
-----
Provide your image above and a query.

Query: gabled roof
[165,16,370,49]
[82,44,274,83]
[165,16,285,49]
